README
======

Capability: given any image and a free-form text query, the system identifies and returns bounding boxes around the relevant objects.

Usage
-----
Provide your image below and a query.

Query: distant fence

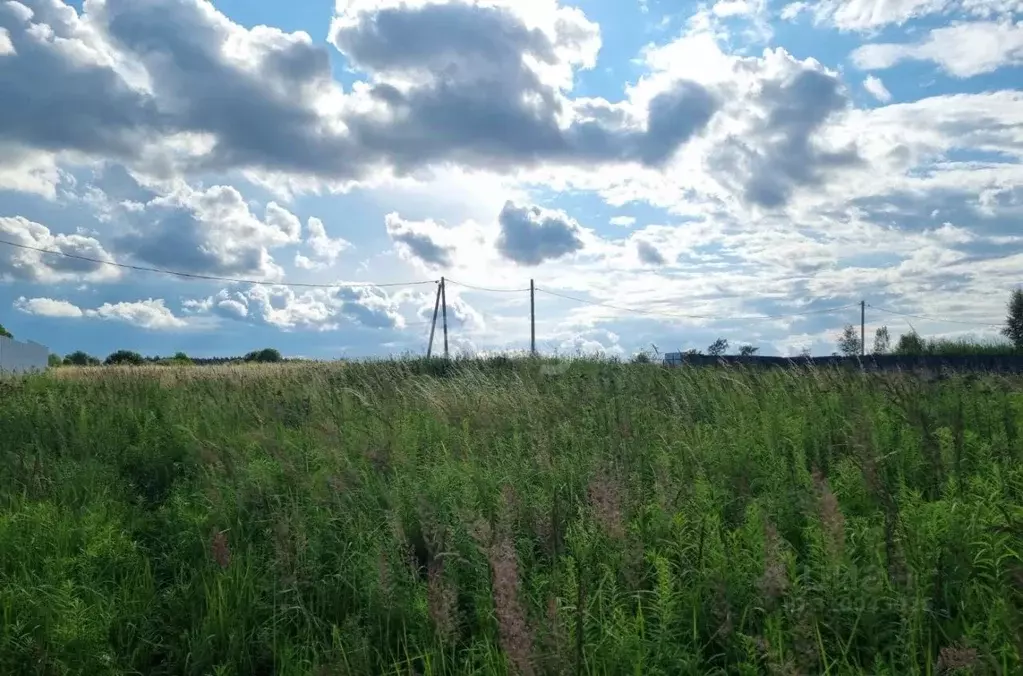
[0,336,49,374]
[663,353,1023,373]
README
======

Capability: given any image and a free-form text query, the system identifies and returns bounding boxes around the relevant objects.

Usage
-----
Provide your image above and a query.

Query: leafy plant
[104,349,144,365]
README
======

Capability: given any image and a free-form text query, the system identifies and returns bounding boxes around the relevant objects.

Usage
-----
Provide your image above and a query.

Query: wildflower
[936,644,979,674]
[757,522,788,604]
[812,469,846,560]
[210,529,231,570]
[587,472,625,541]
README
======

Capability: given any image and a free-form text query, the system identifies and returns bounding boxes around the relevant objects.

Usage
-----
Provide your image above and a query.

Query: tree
[105,350,144,366]
[171,351,193,364]
[707,338,729,356]
[0,323,11,339]
[894,331,926,356]
[64,351,100,366]
[47,354,62,367]
[243,348,282,363]
[872,325,891,355]
[837,324,862,357]
[738,345,759,356]
[1003,288,1023,350]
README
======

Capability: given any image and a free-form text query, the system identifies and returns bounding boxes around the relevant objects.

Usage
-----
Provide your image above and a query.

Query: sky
[1,0,1021,360]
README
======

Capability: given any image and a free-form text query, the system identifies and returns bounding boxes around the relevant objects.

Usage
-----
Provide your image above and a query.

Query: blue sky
[1,0,1021,359]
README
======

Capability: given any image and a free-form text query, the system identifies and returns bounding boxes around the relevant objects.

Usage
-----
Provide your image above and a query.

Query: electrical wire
[868,304,1004,328]
[535,286,858,322]
[444,278,531,293]
[0,238,437,289]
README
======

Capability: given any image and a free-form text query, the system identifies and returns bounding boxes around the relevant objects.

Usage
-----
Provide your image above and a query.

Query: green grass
[1,358,1022,675]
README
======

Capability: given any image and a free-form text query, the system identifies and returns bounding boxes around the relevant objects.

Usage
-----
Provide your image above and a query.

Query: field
[1,359,1022,675]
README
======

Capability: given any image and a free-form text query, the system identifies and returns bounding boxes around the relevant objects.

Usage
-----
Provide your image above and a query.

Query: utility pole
[441,276,449,359]
[861,300,866,357]
[530,278,536,356]
[426,280,441,358]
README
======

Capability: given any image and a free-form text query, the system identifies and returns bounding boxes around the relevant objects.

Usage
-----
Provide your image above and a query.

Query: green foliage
[894,331,926,355]
[873,325,891,355]
[738,344,759,356]
[104,350,144,366]
[63,351,101,366]
[1003,287,1023,349]
[837,323,862,356]
[171,352,193,365]
[893,332,1016,357]
[243,347,282,363]
[0,323,11,339]
[47,354,62,367]
[707,337,728,356]
[1,359,1020,675]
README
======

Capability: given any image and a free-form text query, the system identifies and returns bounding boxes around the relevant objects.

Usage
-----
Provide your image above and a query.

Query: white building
[0,335,49,374]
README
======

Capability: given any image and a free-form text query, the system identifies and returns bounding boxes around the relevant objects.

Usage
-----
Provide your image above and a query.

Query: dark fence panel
[662,353,1023,372]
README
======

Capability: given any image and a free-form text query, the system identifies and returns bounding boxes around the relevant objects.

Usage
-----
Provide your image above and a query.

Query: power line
[0,238,437,289]
[445,278,530,293]
[535,286,857,322]
[868,304,1004,328]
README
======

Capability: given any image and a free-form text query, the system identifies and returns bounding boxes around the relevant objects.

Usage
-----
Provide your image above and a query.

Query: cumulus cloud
[0,216,120,283]
[184,284,407,331]
[852,21,1023,78]
[298,217,350,268]
[702,52,861,209]
[635,240,667,265]
[863,75,892,103]
[16,295,186,329]
[385,213,459,268]
[87,298,186,329]
[496,201,587,265]
[116,183,301,278]
[14,296,84,318]
[610,216,636,227]
[0,0,723,194]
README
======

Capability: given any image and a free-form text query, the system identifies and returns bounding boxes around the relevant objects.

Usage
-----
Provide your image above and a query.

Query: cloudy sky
[1,0,1021,359]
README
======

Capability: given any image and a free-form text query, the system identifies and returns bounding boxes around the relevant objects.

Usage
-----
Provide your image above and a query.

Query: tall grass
[1,358,1022,675]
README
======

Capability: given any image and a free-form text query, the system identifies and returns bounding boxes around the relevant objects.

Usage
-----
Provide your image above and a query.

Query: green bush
[63,351,101,366]
[243,348,282,363]
[103,350,144,366]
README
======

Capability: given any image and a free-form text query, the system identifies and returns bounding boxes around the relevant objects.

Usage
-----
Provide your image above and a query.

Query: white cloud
[863,75,892,103]
[116,182,301,279]
[0,216,120,283]
[14,296,84,318]
[712,0,752,17]
[853,21,1023,78]
[86,298,186,329]
[15,296,187,329]
[0,26,14,55]
[184,283,409,331]
[610,216,636,227]
[799,0,953,31]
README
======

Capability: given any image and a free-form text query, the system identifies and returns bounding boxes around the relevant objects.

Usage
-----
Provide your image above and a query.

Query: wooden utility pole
[530,279,536,356]
[426,281,441,358]
[441,277,449,359]
[861,300,866,357]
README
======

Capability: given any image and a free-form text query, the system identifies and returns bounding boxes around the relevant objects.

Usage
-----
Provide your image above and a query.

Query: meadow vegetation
[1,358,1022,675]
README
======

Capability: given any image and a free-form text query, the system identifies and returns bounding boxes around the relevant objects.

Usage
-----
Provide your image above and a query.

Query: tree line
[51,348,285,367]
[638,288,1023,362]
[12,289,1023,366]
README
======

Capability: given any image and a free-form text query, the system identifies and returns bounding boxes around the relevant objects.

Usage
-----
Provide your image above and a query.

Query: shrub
[243,348,283,363]
[63,351,101,366]
[104,350,145,366]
